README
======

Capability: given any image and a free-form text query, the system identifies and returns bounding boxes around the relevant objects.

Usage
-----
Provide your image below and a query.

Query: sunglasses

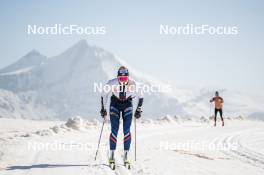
[118,76,129,83]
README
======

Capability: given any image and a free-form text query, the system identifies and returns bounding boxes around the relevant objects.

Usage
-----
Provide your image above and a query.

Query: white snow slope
[0,117,264,175]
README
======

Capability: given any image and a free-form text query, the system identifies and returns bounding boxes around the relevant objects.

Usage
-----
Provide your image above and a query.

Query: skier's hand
[100,108,107,118]
[134,107,142,119]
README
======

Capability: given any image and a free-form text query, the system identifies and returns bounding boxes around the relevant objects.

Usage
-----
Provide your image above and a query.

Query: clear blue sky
[0,0,263,92]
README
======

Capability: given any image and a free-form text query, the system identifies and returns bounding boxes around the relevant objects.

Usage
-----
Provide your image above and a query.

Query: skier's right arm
[210,97,215,103]
[100,96,107,117]
[100,80,112,117]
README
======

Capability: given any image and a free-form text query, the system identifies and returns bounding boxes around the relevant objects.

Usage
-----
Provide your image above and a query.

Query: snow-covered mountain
[0,50,46,75]
[0,40,263,120]
[0,40,185,119]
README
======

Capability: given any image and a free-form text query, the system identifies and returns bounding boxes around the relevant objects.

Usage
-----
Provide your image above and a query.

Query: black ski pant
[214,108,223,122]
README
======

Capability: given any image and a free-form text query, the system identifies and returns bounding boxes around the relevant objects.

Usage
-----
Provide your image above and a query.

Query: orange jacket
[210,96,224,109]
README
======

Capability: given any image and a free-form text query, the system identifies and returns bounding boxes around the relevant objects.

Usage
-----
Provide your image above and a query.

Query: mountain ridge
[0,49,46,75]
[0,40,263,120]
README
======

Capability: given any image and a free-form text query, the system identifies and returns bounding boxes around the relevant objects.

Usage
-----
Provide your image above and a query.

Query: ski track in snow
[1,120,264,175]
[217,129,264,169]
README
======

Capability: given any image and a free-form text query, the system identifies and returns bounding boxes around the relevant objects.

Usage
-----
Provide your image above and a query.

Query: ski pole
[210,102,212,119]
[94,117,106,161]
[134,116,137,161]
[95,97,106,161]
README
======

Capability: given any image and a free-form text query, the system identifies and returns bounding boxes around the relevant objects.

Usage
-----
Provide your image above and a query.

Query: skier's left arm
[134,81,144,118]
[220,97,224,103]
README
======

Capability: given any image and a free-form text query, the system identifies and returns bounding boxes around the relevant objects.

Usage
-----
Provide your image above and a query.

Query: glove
[134,107,142,119]
[100,108,107,118]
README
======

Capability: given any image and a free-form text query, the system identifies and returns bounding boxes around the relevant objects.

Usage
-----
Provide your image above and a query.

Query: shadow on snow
[6,163,109,170]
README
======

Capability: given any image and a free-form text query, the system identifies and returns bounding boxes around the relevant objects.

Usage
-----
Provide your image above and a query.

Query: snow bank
[3,115,257,140]
[35,129,53,136]
[48,116,100,134]
[65,116,84,130]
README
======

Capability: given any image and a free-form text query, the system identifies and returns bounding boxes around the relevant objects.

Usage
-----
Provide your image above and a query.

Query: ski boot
[109,150,116,170]
[124,150,131,169]
[222,121,224,127]
[213,122,216,127]
[109,159,115,170]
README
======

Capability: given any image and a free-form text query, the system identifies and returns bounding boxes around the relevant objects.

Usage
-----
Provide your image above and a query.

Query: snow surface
[0,66,35,76]
[0,117,264,175]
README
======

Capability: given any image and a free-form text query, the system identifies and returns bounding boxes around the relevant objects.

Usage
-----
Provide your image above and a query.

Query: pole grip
[101,96,104,110]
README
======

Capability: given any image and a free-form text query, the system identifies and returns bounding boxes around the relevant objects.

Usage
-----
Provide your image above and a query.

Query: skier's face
[118,76,129,85]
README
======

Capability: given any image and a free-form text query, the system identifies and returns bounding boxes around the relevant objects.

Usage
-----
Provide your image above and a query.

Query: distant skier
[210,91,224,126]
[100,66,143,169]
